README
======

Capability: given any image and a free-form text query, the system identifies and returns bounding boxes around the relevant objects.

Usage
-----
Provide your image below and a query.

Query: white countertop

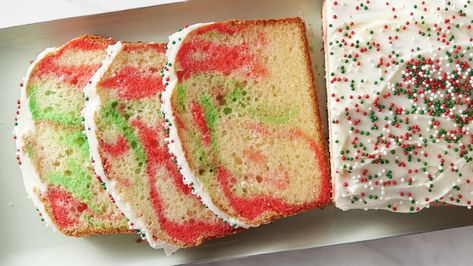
[0,0,183,29]
[1,1,471,265]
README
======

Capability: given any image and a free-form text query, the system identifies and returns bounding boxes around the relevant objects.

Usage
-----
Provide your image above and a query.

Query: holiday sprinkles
[325,0,473,212]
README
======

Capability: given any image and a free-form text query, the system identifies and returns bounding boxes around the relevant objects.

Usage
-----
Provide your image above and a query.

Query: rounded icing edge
[160,22,251,229]
[15,47,59,232]
[81,41,179,254]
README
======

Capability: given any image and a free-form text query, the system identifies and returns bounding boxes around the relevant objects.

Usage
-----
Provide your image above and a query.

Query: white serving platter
[1,0,472,265]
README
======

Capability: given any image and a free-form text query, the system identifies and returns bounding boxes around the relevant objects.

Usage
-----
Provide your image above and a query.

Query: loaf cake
[14,35,130,236]
[324,0,473,211]
[161,18,331,227]
[83,41,235,250]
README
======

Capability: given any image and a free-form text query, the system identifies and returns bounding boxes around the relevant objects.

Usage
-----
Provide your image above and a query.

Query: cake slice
[83,41,236,250]
[161,18,331,227]
[324,0,473,212]
[15,35,130,236]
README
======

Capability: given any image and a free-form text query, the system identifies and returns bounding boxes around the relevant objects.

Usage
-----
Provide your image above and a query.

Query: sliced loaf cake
[83,41,235,250]
[15,35,130,236]
[162,18,331,227]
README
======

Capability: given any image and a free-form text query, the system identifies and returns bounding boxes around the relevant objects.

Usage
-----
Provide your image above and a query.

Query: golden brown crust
[121,41,167,50]
[296,17,332,206]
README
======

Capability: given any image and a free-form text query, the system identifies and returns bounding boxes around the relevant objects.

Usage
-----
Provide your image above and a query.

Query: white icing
[161,23,251,228]
[15,47,59,232]
[82,41,178,254]
[325,0,473,212]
